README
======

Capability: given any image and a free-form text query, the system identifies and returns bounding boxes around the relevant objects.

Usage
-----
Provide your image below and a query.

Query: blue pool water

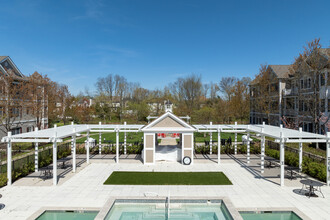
[240,211,302,220]
[105,200,233,220]
[35,210,98,220]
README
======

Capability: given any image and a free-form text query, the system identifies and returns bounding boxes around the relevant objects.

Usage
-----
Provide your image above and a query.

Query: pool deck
[0,154,329,219]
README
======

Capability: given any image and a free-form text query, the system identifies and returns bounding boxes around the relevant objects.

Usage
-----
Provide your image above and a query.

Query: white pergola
[1,122,143,186]
[1,121,329,187]
[194,122,329,187]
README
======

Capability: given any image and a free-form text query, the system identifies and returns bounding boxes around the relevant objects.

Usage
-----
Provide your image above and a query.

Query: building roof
[269,65,291,79]
[250,64,291,86]
[319,48,330,59]
[0,56,8,62]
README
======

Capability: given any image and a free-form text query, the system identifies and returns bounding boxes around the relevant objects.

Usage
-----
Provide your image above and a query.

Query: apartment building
[0,56,48,138]
[250,48,330,133]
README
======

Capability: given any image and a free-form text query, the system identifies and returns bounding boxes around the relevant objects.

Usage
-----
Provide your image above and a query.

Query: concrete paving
[0,153,329,219]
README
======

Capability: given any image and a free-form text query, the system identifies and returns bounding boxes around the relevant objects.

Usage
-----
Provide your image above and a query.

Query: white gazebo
[141,111,196,164]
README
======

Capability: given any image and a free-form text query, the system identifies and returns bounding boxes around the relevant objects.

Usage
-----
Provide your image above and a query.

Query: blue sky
[0,0,329,95]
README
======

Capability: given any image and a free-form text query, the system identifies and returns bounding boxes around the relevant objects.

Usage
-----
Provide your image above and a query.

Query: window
[11,127,21,135]
[321,99,325,112]
[320,73,326,86]
[304,101,308,112]
[307,78,311,89]
[299,100,303,111]
[300,79,304,89]
[286,98,294,110]
[11,108,20,117]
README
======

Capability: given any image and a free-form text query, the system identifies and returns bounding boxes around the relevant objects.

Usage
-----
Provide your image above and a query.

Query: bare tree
[0,74,29,135]
[170,74,202,115]
[290,38,329,133]
[209,82,219,100]
[219,77,238,101]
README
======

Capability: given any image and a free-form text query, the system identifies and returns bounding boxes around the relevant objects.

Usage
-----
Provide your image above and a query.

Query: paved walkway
[0,154,329,219]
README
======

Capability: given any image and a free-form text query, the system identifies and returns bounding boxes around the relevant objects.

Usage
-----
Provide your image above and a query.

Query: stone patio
[0,154,329,219]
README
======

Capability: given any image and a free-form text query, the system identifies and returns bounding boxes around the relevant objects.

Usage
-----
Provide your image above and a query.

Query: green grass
[104,171,232,185]
[77,132,143,143]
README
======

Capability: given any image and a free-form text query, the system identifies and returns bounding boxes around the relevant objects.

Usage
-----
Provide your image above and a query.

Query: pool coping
[237,207,312,220]
[94,196,243,220]
[26,206,101,220]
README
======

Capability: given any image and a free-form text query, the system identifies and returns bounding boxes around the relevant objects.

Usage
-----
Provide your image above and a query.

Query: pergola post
[86,130,90,164]
[72,128,76,173]
[247,126,250,164]
[260,122,265,174]
[7,132,12,186]
[116,127,119,163]
[261,128,265,174]
[124,121,127,155]
[299,127,303,172]
[35,127,39,172]
[71,122,74,156]
[280,130,285,187]
[234,122,237,155]
[99,121,102,155]
[53,126,57,186]
[326,132,330,186]
[218,126,221,164]
[210,122,212,155]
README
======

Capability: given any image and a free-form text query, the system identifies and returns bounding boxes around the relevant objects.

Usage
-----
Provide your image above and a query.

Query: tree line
[60,74,251,125]
[1,68,251,131]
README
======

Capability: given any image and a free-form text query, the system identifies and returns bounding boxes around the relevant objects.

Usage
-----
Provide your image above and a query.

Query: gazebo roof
[141,111,196,133]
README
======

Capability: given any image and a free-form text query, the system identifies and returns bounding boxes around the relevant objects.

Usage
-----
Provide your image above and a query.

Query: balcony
[283,88,298,96]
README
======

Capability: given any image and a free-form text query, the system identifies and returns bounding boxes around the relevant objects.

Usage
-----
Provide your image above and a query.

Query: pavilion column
[99,122,102,155]
[299,127,303,172]
[34,128,39,172]
[124,122,127,155]
[280,131,285,187]
[234,122,237,155]
[326,132,330,186]
[210,122,212,155]
[7,132,12,186]
[116,127,119,163]
[72,127,76,173]
[247,130,250,164]
[53,138,57,186]
[218,126,221,164]
[86,130,90,164]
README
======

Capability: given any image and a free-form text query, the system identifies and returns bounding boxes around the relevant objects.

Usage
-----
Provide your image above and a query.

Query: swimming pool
[35,210,99,220]
[104,199,234,220]
[240,211,302,220]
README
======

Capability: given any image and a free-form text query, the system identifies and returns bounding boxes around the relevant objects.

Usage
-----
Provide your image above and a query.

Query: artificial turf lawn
[104,171,232,185]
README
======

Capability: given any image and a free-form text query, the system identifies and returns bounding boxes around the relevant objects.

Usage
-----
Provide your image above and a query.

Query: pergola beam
[90,129,140,133]
[10,139,63,143]
[284,139,327,143]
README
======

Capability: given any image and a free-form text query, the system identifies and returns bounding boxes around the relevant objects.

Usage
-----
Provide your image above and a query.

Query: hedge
[0,143,72,188]
[265,147,326,182]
